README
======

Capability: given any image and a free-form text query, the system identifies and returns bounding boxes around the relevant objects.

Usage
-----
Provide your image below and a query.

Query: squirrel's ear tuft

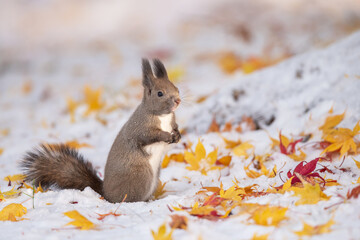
[153,59,168,78]
[142,58,154,88]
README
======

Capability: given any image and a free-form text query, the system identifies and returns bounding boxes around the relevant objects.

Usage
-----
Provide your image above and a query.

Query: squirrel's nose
[174,98,181,105]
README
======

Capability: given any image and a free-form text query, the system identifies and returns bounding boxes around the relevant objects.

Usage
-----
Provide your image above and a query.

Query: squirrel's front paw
[171,129,181,143]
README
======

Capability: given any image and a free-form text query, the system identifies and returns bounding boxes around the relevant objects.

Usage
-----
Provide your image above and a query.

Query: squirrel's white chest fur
[144,114,173,199]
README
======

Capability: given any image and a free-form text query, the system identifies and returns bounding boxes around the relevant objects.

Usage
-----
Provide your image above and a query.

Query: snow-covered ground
[1,1,360,239]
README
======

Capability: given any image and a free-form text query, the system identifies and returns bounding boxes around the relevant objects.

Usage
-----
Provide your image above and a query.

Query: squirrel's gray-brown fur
[21,58,181,203]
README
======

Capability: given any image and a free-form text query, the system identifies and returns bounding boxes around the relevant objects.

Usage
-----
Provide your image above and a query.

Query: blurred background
[1,0,360,76]
[0,0,360,153]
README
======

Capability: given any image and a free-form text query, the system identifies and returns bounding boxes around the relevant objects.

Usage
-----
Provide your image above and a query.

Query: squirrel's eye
[157,91,163,97]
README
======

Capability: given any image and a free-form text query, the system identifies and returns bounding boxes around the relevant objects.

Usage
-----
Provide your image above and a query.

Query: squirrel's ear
[142,58,154,89]
[153,59,168,78]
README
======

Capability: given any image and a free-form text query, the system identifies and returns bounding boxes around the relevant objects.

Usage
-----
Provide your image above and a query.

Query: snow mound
[188,31,360,133]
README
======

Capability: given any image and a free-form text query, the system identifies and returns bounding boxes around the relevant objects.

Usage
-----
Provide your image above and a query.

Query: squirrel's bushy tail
[21,144,103,195]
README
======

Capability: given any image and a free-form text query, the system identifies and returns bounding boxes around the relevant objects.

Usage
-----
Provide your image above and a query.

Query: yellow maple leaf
[252,206,287,226]
[218,52,242,74]
[184,140,221,175]
[292,183,330,205]
[267,177,293,194]
[83,85,105,116]
[0,203,27,221]
[321,121,360,158]
[289,149,307,161]
[23,182,44,193]
[233,141,254,158]
[244,155,277,179]
[319,112,345,133]
[65,140,92,149]
[353,158,360,169]
[295,218,335,236]
[0,148,3,155]
[0,186,21,200]
[161,153,185,168]
[219,184,244,202]
[242,57,268,74]
[222,137,242,149]
[252,233,269,240]
[64,210,95,230]
[0,128,10,136]
[217,155,232,166]
[168,66,184,83]
[151,223,173,240]
[189,202,216,216]
[66,97,79,123]
[3,174,25,183]
[153,181,167,200]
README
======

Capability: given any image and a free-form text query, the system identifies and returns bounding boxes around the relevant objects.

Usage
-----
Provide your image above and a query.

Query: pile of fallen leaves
[1,107,360,239]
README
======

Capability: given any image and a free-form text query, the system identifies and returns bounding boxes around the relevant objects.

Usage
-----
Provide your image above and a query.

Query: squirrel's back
[21,144,103,195]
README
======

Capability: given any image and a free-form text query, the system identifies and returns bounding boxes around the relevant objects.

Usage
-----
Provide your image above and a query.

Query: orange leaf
[169,214,188,230]
[207,117,220,133]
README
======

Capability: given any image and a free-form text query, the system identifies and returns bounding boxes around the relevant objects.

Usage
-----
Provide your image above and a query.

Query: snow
[1,1,360,239]
[188,30,360,133]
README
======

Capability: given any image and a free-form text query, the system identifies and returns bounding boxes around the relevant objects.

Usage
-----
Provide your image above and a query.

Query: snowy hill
[189,31,360,133]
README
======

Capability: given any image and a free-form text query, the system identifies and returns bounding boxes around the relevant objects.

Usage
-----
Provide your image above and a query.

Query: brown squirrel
[21,59,181,203]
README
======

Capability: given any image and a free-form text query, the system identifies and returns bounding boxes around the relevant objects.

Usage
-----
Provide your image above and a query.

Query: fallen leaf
[0,203,27,221]
[222,122,232,132]
[161,153,185,168]
[353,158,360,169]
[233,142,254,158]
[3,174,25,184]
[151,223,173,240]
[252,206,287,226]
[65,140,93,149]
[169,214,188,230]
[319,112,345,133]
[287,158,325,185]
[252,233,269,240]
[242,57,267,74]
[207,117,220,133]
[295,218,335,236]
[347,185,360,199]
[324,179,340,186]
[64,210,95,230]
[0,187,21,200]
[0,129,10,136]
[23,182,44,193]
[219,184,244,202]
[66,97,79,123]
[216,155,232,166]
[0,148,3,155]
[168,66,184,83]
[22,80,32,94]
[218,52,242,74]
[278,133,305,161]
[184,140,222,175]
[292,183,330,205]
[319,112,359,158]
[153,181,167,199]
[222,137,242,149]
[83,85,105,116]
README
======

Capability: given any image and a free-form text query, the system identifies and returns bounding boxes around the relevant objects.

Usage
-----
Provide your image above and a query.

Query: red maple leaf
[347,185,360,199]
[279,132,303,155]
[287,158,325,185]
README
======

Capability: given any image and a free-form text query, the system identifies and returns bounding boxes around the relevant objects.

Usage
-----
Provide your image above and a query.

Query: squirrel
[20,58,181,203]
